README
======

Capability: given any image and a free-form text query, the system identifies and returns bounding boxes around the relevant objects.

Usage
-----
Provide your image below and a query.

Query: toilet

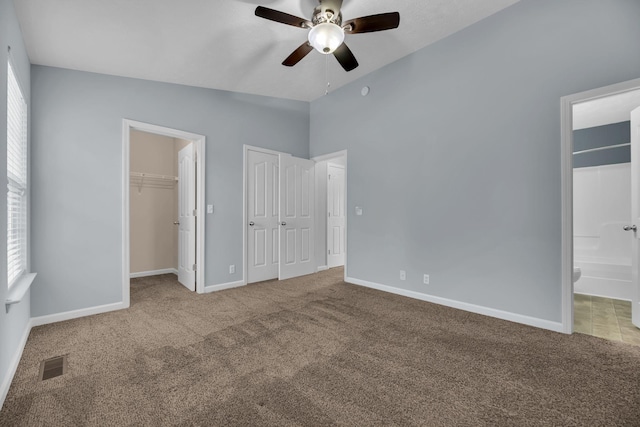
[573,267,582,283]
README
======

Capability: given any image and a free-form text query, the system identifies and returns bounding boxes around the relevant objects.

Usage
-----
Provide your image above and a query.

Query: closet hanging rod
[130,172,178,181]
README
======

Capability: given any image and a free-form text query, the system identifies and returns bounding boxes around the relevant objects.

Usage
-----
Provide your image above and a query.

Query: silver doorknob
[623,225,637,231]
[281,222,286,226]
[249,221,255,226]
[173,221,180,225]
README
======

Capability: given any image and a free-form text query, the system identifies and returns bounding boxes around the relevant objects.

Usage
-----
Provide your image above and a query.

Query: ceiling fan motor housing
[312,5,342,26]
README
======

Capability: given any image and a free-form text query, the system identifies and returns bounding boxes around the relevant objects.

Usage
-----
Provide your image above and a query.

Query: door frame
[122,119,206,305]
[560,77,640,334]
[242,145,291,285]
[312,150,348,282]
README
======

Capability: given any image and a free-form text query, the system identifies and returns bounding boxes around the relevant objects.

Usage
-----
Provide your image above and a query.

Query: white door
[178,143,196,291]
[247,150,279,283]
[631,106,640,328]
[327,164,345,268]
[279,154,315,280]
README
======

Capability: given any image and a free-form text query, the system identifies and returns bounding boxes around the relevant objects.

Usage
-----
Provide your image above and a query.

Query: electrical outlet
[423,274,430,285]
[400,270,406,281]
[229,264,235,274]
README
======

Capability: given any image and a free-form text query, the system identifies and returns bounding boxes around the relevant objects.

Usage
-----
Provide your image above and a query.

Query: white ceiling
[573,89,640,130]
[13,0,519,102]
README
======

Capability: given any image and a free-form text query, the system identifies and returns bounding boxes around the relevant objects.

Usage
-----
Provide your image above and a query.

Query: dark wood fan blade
[333,43,358,72]
[343,12,400,34]
[283,42,314,67]
[255,6,309,28]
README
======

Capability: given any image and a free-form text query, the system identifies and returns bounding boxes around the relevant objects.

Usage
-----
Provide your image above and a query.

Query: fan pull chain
[325,54,330,96]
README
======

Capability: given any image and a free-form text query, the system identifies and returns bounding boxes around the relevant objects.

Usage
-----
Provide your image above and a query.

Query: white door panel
[178,144,196,291]
[631,107,640,328]
[279,154,315,280]
[327,164,345,268]
[247,150,279,283]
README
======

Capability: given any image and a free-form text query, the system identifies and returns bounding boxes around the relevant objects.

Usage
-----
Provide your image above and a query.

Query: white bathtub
[574,222,632,300]
[574,165,632,300]
[574,256,631,301]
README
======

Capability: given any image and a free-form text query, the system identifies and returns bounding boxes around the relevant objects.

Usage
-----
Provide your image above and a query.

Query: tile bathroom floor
[574,294,640,346]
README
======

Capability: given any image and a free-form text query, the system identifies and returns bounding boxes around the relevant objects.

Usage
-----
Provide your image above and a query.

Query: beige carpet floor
[2,268,640,426]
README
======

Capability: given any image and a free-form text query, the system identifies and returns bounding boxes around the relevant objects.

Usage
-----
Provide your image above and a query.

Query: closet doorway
[244,145,317,284]
[122,120,206,305]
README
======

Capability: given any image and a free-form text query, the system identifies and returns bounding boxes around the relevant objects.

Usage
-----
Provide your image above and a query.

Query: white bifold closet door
[279,154,315,280]
[178,143,196,291]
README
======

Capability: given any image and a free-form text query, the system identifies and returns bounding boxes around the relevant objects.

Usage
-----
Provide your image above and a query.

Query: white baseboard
[130,268,178,279]
[345,277,565,333]
[204,280,245,294]
[31,301,127,327]
[317,265,329,272]
[0,318,32,408]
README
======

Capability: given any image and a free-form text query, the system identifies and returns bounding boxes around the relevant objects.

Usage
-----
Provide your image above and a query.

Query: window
[7,60,27,288]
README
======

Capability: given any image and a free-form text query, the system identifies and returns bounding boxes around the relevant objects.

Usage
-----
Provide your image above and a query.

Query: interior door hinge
[328,212,331,217]
[193,209,197,216]
[328,174,331,180]
[193,263,197,271]
[328,249,331,255]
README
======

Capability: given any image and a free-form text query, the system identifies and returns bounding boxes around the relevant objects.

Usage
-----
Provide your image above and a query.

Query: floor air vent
[39,355,67,381]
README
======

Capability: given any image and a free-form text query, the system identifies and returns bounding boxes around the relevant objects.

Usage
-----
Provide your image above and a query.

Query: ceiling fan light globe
[308,23,345,55]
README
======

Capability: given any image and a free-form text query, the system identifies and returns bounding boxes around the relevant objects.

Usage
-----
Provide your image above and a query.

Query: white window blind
[7,60,27,288]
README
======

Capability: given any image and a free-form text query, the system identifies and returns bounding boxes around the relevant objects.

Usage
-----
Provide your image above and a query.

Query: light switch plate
[355,207,363,216]
[207,205,213,214]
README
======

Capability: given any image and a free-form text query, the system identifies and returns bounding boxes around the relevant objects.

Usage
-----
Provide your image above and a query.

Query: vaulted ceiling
[13,0,519,101]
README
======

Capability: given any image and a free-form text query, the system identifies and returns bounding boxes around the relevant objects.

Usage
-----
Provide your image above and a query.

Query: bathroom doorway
[563,81,640,344]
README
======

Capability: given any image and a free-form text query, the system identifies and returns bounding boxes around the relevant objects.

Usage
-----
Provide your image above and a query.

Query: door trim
[311,150,348,283]
[122,119,206,304]
[242,145,291,285]
[560,77,640,334]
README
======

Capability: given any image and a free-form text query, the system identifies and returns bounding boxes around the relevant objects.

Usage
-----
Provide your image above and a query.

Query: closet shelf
[130,172,178,182]
[130,172,178,193]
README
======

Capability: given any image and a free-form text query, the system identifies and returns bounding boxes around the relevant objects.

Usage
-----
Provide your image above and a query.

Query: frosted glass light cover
[308,23,345,54]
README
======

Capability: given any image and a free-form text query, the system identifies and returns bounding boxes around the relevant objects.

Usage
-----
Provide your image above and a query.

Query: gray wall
[310,0,640,322]
[0,0,31,398]
[30,66,309,317]
[573,121,631,168]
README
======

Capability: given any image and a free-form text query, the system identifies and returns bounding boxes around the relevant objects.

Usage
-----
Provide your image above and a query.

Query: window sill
[5,273,37,313]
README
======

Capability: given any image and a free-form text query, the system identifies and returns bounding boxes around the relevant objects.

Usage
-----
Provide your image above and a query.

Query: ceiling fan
[255,0,400,72]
